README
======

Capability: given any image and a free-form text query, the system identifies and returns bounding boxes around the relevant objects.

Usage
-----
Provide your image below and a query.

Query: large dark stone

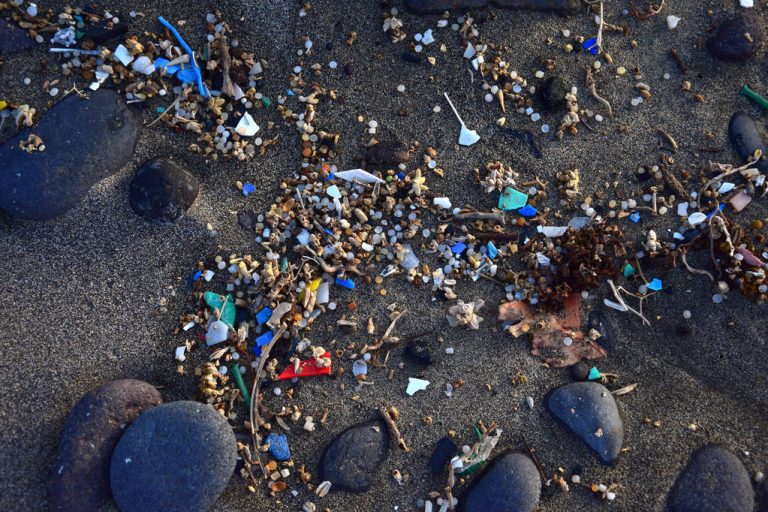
[0,89,141,220]
[546,382,624,464]
[0,19,35,55]
[707,13,764,63]
[405,0,580,15]
[48,380,162,512]
[457,452,541,512]
[318,419,389,492]
[110,401,237,512]
[667,445,754,512]
[728,111,768,173]
[128,157,199,224]
[538,76,569,111]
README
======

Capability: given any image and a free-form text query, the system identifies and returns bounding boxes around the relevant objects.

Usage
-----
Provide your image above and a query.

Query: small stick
[147,96,182,127]
[452,211,505,224]
[473,232,518,242]
[657,129,678,152]
[219,35,236,98]
[668,49,687,74]
[612,383,639,396]
[522,437,547,481]
[379,406,410,451]
[586,68,613,117]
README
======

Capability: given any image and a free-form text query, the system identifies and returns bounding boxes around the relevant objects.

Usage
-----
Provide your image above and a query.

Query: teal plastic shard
[499,187,528,211]
[205,292,236,328]
[622,263,636,277]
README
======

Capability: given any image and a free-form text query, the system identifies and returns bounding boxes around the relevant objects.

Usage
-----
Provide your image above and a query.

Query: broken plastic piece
[235,112,259,136]
[582,37,599,55]
[256,307,273,325]
[205,292,236,327]
[539,225,568,237]
[114,44,134,66]
[352,359,368,376]
[277,352,332,380]
[740,84,768,108]
[158,16,208,97]
[406,377,430,396]
[499,187,528,210]
[517,204,538,217]
[647,278,663,291]
[433,197,452,209]
[265,433,291,461]
[629,212,641,223]
[326,184,341,199]
[242,183,256,196]
[444,92,480,146]
[132,56,155,75]
[729,190,752,212]
[588,367,601,380]
[205,319,229,346]
[334,168,385,184]
[174,346,187,362]
[401,244,420,270]
[622,263,636,277]
[687,211,707,227]
[335,277,355,289]
[487,241,498,259]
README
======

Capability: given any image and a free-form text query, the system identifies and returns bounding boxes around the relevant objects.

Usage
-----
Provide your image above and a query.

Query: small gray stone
[546,382,624,464]
[667,445,754,512]
[318,419,389,492]
[0,19,35,55]
[728,111,768,173]
[48,380,162,512]
[110,401,237,512]
[129,158,199,224]
[458,452,541,512]
[405,0,580,15]
[0,89,141,220]
[707,13,764,63]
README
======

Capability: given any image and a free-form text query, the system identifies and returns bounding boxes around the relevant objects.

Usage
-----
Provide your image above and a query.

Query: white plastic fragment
[235,112,260,136]
[539,225,569,237]
[406,377,430,396]
[740,0,754,7]
[352,359,368,376]
[334,169,385,184]
[677,202,689,217]
[433,197,452,209]
[174,346,187,361]
[316,281,330,304]
[132,56,155,75]
[89,70,110,91]
[182,321,195,331]
[687,211,707,227]
[422,29,435,45]
[205,320,229,346]
[463,42,476,59]
[203,270,215,281]
[26,3,37,16]
[717,182,735,194]
[114,44,134,66]
[666,15,681,29]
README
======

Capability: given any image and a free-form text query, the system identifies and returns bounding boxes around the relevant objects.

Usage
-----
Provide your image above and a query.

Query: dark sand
[1,0,767,510]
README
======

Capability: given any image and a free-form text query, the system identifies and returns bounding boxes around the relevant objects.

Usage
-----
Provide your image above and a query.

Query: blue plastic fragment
[256,307,273,325]
[242,183,256,196]
[487,241,498,259]
[583,37,599,55]
[396,172,406,180]
[629,211,641,223]
[622,263,636,277]
[176,66,198,84]
[647,278,663,291]
[451,242,467,254]
[287,89,295,96]
[517,204,538,217]
[193,270,203,281]
[588,367,601,380]
[256,331,274,347]
[265,433,291,461]
[157,16,208,97]
[335,277,356,289]
[154,57,180,76]
[706,203,726,219]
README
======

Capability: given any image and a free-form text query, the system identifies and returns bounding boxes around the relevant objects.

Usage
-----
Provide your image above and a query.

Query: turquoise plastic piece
[205,292,235,328]
[647,278,663,291]
[622,263,636,277]
[588,367,601,380]
[499,187,528,211]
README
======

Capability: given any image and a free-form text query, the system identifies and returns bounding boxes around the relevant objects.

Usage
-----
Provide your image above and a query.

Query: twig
[657,129,678,152]
[586,68,613,117]
[369,310,407,350]
[219,35,236,98]
[452,211,505,224]
[147,96,182,127]
[680,250,715,282]
[612,383,639,396]
[697,158,759,209]
[522,437,547,482]
[379,406,410,451]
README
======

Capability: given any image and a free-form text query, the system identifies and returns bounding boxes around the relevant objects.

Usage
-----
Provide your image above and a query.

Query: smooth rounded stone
[363,139,411,167]
[405,0,580,15]
[546,382,624,464]
[707,13,764,62]
[0,89,141,220]
[569,361,591,381]
[404,339,433,366]
[128,157,199,223]
[0,19,35,55]
[318,419,389,492]
[110,401,237,512]
[728,111,768,173]
[667,445,754,512]
[538,76,569,110]
[430,436,457,474]
[457,452,541,512]
[48,380,162,512]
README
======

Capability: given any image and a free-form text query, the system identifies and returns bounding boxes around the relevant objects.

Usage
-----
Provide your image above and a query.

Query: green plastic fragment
[588,367,601,380]
[499,187,528,211]
[231,364,251,406]
[261,96,272,108]
[204,292,236,328]
[622,263,636,277]
[202,46,209,61]
[279,256,289,272]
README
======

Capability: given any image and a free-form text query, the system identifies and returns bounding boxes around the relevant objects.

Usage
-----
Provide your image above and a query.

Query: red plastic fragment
[277,352,332,380]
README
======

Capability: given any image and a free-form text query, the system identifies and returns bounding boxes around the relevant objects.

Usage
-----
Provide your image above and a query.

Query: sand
[0,0,766,510]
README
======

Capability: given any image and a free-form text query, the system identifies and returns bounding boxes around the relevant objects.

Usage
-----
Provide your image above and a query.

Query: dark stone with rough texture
[364,140,411,167]
[570,361,590,381]
[0,90,141,220]
[546,382,624,464]
[729,111,768,173]
[457,452,541,512]
[404,340,433,366]
[129,158,199,223]
[667,445,754,512]
[319,419,389,492]
[110,401,236,512]
[0,19,35,55]
[48,380,162,512]
[430,436,457,474]
[406,0,580,15]
[539,76,569,110]
[707,13,764,62]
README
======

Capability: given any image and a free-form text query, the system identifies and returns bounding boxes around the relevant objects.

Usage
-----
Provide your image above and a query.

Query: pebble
[0,90,141,220]
[539,76,569,110]
[405,0,581,15]
[404,339,433,366]
[728,111,768,173]
[318,419,389,492]
[667,445,754,512]
[129,158,199,224]
[364,139,411,167]
[546,382,624,464]
[48,380,162,512]
[457,452,541,512]
[0,19,36,55]
[570,361,591,381]
[110,401,237,512]
[430,437,457,474]
[706,13,764,62]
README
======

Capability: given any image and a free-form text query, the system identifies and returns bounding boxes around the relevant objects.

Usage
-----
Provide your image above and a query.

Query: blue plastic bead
[265,433,291,461]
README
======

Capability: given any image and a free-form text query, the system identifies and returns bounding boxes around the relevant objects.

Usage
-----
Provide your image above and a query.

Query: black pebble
[570,361,590,381]
[401,52,423,64]
[129,158,199,224]
[429,437,457,474]
[404,340,433,366]
[728,111,768,173]
[539,76,568,110]
[344,63,353,76]
[707,13,764,63]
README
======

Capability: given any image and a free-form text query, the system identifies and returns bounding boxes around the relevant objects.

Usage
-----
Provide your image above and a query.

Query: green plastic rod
[231,364,251,406]
[740,84,768,109]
